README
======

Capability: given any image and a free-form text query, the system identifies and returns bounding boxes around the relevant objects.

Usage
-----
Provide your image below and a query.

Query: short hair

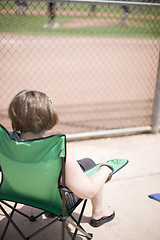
[8,90,58,134]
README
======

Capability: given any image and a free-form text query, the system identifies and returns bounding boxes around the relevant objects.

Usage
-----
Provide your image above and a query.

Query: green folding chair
[0,124,128,240]
[0,124,94,240]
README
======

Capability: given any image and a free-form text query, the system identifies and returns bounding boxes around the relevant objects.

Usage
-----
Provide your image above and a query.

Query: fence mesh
[0,0,160,135]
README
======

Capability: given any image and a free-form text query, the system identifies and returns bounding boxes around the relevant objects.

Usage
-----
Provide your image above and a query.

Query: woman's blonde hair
[8,90,58,134]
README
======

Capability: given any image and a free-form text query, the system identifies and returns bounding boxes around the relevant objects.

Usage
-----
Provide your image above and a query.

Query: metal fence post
[151,51,160,133]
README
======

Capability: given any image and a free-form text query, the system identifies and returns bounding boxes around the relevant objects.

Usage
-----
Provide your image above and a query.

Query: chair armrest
[84,164,101,178]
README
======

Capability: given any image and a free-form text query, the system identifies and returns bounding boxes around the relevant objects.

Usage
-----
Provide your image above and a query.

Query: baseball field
[0,1,160,134]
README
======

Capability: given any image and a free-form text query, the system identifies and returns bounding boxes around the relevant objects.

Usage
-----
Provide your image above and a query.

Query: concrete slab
[0,133,160,240]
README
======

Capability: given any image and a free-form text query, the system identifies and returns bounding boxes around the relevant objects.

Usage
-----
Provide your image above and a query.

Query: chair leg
[0,202,17,240]
[72,200,87,240]
[0,200,44,222]
[27,217,59,239]
[0,200,31,220]
[0,204,27,240]
[67,200,93,240]
[62,221,65,240]
[67,218,92,240]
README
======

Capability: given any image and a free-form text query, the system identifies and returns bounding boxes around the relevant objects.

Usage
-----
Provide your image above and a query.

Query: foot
[90,211,115,227]
[90,206,115,227]
[53,22,60,29]
[92,205,113,221]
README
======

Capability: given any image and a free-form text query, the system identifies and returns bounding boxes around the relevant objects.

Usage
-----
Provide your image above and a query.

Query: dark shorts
[77,158,96,172]
[65,158,96,209]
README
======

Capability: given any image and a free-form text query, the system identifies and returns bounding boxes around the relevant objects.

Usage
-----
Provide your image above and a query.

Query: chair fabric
[0,124,66,216]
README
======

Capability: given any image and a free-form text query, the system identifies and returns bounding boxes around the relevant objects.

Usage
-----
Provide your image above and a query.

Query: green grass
[0,0,160,39]
[0,12,159,38]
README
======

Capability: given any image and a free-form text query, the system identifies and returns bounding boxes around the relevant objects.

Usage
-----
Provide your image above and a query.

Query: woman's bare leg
[91,186,113,220]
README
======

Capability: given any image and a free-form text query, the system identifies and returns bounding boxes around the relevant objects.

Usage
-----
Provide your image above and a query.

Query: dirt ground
[0,34,159,134]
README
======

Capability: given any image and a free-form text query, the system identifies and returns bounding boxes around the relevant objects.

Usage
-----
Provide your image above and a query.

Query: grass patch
[0,12,159,38]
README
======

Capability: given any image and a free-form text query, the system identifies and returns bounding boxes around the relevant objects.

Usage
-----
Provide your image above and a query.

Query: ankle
[92,208,104,220]
[92,206,113,220]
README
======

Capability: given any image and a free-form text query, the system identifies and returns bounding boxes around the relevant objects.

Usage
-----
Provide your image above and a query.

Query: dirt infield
[2,8,160,20]
[62,17,143,28]
[0,33,159,134]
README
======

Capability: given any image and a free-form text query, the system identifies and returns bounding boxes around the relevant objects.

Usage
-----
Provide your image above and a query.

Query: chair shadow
[71,211,91,224]
[0,204,90,240]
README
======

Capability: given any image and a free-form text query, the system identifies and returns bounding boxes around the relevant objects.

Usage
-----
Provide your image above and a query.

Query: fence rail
[56,0,160,7]
[0,0,160,140]
[15,0,160,7]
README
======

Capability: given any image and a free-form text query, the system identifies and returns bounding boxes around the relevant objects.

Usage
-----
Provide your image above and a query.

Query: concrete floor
[0,133,160,240]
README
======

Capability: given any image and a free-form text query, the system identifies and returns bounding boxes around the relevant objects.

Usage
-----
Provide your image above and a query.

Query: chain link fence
[0,0,160,138]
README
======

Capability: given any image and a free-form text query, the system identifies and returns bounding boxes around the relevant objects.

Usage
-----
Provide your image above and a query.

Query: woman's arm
[65,158,111,199]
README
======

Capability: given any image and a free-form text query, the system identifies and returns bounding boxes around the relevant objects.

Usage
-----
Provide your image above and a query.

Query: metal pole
[66,126,152,141]
[25,0,160,7]
[59,0,160,7]
[151,52,160,134]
